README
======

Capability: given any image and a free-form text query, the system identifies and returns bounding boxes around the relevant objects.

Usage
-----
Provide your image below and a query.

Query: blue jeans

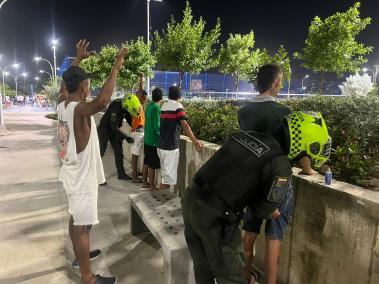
[242,186,294,240]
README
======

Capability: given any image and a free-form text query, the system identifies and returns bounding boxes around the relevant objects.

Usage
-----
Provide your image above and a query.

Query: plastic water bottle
[324,167,333,185]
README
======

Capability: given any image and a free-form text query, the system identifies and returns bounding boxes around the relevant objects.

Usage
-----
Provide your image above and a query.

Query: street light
[21,72,28,86]
[301,75,309,91]
[280,61,291,97]
[51,39,58,84]
[0,0,9,10]
[362,67,376,83]
[0,64,20,115]
[146,0,163,94]
[39,69,53,79]
[34,56,54,80]
[5,72,20,99]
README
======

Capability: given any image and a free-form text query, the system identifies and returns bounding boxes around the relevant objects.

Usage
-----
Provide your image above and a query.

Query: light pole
[34,56,54,80]
[0,68,6,126]
[21,72,27,88]
[0,62,19,125]
[146,0,162,94]
[0,0,9,10]
[51,39,58,84]
[280,61,291,97]
[301,75,309,92]
[362,67,376,84]
[374,65,379,84]
[39,69,53,80]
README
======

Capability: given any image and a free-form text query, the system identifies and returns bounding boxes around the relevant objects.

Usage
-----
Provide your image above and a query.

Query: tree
[81,37,156,91]
[41,77,61,105]
[247,45,292,88]
[1,84,16,97]
[294,2,372,92]
[339,73,373,96]
[154,1,221,88]
[218,31,260,92]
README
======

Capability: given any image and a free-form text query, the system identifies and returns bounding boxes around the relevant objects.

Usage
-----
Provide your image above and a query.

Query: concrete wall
[94,113,379,284]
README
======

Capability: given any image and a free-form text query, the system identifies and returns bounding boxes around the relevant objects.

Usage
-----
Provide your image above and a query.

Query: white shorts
[68,191,99,226]
[131,131,144,156]
[158,148,180,185]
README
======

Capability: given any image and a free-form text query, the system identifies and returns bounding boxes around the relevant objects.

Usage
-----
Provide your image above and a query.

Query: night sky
[0,0,379,81]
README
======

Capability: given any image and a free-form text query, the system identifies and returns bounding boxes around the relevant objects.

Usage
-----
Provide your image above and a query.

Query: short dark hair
[256,64,283,94]
[152,88,163,102]
[62,66,94,93]
[138,90,147,97]
[168,86,181,100]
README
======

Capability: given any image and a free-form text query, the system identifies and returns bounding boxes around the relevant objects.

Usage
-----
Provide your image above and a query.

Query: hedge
[182,96,379,188]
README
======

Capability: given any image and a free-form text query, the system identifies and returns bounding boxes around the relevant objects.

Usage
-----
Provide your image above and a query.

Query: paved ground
[3,104,56,113]
[0,112,164,284]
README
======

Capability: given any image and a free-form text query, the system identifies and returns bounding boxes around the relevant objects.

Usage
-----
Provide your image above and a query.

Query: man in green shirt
[141,88,163,190]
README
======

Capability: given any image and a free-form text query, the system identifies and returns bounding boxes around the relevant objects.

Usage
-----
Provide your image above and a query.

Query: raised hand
[114,47,128,71]
[76,39,91,60]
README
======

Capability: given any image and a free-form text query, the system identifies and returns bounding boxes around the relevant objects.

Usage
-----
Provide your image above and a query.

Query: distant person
[97,94,140,181]
[130,74,148,183]
[141,88,163,190]
[158,86,203,190]
[57,39,127,284]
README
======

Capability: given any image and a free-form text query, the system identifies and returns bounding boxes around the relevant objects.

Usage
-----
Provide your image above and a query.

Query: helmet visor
[306,136,332,168]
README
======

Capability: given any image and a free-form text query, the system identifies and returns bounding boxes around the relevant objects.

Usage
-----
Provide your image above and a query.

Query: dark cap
[62,66,96,93]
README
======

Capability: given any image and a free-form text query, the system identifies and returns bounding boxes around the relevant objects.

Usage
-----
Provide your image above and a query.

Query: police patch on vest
[232,132,270,157]
[267,177,290,203]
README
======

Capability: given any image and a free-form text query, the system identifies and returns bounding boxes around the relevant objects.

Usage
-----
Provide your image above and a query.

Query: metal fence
[150,70,342,95]
[58,57,342,96]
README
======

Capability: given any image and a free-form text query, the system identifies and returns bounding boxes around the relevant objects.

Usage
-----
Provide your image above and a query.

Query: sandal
[140,184,150,191]
[250,271,259,284]
[132,178,143,183]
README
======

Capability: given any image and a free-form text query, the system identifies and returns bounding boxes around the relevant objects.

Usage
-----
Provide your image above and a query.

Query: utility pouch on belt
[220,211,243,242]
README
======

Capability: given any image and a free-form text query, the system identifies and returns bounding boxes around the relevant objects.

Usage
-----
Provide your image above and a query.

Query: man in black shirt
[97,98,136,180]
[182,110,331,284]
[239,64,316,284]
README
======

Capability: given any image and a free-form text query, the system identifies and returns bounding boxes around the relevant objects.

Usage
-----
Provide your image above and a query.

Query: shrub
[182,99,239,145]
[339,73,373,97]
[182,96,379,188]
[283,96,379,186]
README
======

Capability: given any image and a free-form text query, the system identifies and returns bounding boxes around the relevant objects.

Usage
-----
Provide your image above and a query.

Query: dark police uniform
[97,99,132,177]
[182,130,292,284]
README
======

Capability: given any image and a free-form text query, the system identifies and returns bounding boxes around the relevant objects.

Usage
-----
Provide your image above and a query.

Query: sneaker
[117,173,132,181]
[95,274,117,284]
[72,249,102,269]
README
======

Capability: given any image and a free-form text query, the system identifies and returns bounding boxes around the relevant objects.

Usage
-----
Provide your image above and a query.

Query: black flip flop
[250,271,259,284]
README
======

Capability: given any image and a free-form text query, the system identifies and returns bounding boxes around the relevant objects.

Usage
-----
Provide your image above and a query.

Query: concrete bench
[128,190,195,284]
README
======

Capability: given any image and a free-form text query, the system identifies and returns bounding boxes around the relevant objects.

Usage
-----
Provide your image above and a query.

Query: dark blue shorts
[242,187,294,240]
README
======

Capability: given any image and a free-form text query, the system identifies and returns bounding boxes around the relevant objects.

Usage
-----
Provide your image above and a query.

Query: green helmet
[285,111,331,168]
[122,94,142,117]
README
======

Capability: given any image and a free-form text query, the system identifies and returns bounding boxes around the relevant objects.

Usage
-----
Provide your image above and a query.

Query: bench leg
[164,248,192,284]
[129,203,148,235]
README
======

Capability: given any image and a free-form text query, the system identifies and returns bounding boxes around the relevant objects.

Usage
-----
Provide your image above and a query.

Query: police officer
[97,94,142,180]
[182,111,331,284]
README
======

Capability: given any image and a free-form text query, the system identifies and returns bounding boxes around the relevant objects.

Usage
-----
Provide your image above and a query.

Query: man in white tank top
[57,39,128,284]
